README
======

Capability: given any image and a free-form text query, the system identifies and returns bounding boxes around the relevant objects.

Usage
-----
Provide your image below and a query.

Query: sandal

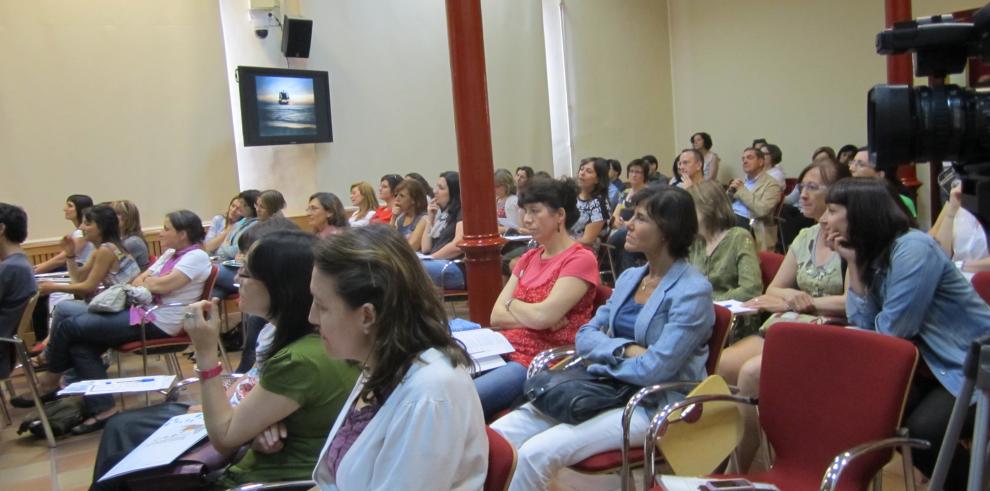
[10,389,57,408]
[70,411,117,435]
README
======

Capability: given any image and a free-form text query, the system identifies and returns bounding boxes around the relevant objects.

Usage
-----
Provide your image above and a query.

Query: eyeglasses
[305,206,322,213]
[850,159,874,169]
[798,183,826,193]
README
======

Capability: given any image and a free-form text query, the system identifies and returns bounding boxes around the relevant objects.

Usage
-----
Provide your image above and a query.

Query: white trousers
[491,402,651,491]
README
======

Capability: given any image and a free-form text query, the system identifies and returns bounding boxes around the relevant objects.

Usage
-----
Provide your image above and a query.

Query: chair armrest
[226,480,317,491]
[644,394,757,490]
[526,346,578,378]
[820,436,930,491]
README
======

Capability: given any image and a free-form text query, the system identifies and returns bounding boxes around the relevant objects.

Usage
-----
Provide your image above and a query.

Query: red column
[885,0,926,209]
[444,0,504,325]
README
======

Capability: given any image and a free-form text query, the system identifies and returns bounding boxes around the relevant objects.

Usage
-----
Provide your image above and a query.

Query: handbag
[523,363,639,425]
[89,284,130,313]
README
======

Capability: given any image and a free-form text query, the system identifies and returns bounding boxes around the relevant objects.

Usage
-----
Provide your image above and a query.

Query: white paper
[715,299,758,315]
[502,235,533,243]
[471,355,507,374]
[99,412,208,482]
[58,375,175,396]
[657,475,779,491]
[454,328,515,358]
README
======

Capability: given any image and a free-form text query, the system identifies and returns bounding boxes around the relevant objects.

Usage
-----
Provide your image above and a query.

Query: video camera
[868,1,990,224]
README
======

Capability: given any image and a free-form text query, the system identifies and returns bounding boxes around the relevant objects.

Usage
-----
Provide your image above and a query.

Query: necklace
[639,275,661,291]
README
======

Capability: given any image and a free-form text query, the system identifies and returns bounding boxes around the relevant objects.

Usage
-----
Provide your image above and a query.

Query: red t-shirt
[502,243,600,366]
[370,206,393,224]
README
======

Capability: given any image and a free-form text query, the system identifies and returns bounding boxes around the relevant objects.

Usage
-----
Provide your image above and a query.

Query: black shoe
[70,416,109,435]
[10,390,57,408]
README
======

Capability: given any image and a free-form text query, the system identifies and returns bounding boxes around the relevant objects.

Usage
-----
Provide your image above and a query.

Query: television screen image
[237,66,333,146]
[256,75,317,137]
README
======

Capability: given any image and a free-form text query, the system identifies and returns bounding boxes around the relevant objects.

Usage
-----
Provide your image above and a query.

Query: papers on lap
[715,299,758,315]
[98,412,208,482]
[656,476,780,491]
[58,375,175,396]
[453,328,515,374]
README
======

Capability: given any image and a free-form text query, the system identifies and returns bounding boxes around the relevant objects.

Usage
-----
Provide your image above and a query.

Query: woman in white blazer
[308,225,488,490]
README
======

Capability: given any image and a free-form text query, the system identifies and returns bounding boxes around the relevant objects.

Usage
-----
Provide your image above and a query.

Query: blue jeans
[422,259,465,290]
[46,309,170,415]
[211,264,239,300]
[474,361,528,421]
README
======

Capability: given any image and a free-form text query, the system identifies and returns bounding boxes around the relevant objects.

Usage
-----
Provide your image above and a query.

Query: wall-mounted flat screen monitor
[237,66,333,146]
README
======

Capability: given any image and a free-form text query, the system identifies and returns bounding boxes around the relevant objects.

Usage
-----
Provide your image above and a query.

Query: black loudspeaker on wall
[281,16,313,58]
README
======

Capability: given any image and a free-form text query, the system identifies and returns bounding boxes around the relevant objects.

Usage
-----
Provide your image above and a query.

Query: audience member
[691,131,720,181]
[0,203,37,380]
[205,196,241,244]
[307,192,349,239]
[930,182,989,270]
[642,154,667,183]
[34,194,95,273]
[515,166,534,192]
[676,148,705,189]
[493,186,713,490]
[812,145,836,162]
[762,144,786,187]
[751,138,768,151]
[405,172,435,199]
[390,180,429,248]
[822,177,990,488]
[836,144,858,166]
[348,182,378,227]
[421,171,466,289]
[211,189,260,299]
[728,148,783,251]
[495,168,521,233]
[110,200,150,270]
[608,159,650,275]
[371,174,402,224]
[310,225,487,489]
[18,210,213,434]
[476,177,599,419]
[571,158,611,248]
[607,159,625,210]
[256,189,287,221]
[687,180,762,306]
[848,147,918,218]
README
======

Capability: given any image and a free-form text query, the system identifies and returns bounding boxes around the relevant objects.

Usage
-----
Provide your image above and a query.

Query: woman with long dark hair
[571,158,611,249]
[310,225,486,489]
[691,131,720,181]
[34,194,95,273]
[820,177,990,488]
[420,171,466,289]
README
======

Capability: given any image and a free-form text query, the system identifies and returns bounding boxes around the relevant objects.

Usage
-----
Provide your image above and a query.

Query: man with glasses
[728,148,783,251]
[849,147,918,218]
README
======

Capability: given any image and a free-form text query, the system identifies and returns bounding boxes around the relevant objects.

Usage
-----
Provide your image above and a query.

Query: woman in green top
[91,230,358,490]
[184,230,359,488]
[687,180,762,307]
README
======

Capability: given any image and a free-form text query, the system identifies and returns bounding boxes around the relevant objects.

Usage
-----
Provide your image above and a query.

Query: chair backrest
[484,427,517,491]
[201,264,220,302]
[706,304,732,375]
[760,323,917,488]
[757,251,785,292]
[593,284,613,310]
[15,292,40,341]
[783,178,798,196]
[971,271,990,306]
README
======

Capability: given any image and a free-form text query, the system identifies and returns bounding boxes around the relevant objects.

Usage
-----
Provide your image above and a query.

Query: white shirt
[145,248,212,335]
[313,348,488,490]
[348,210,376,227]
[953,208,989,263]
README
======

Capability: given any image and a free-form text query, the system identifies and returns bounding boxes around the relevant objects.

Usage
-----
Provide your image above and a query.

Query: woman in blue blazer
[492,185,714,491]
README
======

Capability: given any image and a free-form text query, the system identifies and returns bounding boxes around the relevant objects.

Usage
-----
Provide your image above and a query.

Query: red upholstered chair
[971,271,990,306]
[525,304,733,490]
[644,323,928,491]
[115,264,227,380]
[485,426,517,491]
[757,251,784,292]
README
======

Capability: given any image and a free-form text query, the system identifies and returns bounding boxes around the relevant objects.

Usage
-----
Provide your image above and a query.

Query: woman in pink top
[474,176,600,419]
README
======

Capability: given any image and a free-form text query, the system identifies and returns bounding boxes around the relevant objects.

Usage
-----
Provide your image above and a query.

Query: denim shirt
[575,260,714,408]
[846,229,990,399]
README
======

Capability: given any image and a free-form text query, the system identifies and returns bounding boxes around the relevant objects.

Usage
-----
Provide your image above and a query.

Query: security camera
[255,29,269,39]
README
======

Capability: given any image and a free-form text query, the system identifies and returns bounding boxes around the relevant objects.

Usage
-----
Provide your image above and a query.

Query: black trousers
[904,376,975,491]
[90,402,190,491]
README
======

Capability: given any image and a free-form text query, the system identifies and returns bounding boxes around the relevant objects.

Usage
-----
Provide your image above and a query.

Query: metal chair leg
[0,387,11,426]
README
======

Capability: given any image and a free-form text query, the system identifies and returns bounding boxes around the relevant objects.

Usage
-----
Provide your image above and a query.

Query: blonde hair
[351,181,379,215]
[111,200,143,238]
[687,180,735,234]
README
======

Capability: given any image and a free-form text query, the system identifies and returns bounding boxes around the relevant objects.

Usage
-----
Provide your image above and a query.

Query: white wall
[1,0,238,240]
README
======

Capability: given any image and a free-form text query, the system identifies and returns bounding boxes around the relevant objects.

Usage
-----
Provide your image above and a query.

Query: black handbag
[523,363,639,425]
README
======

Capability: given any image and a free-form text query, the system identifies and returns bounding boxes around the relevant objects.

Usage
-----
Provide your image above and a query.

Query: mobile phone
[937,165,960,197]
[698,479,756,490]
